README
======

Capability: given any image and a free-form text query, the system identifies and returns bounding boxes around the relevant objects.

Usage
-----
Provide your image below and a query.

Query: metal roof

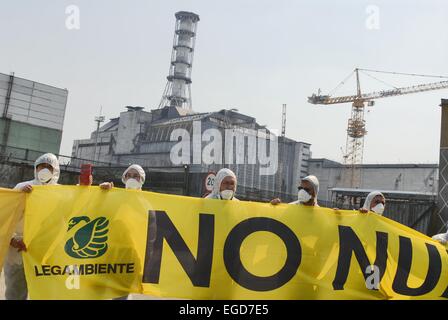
[150,112,211,126]
[329,187,436,200]
[310,158,437,169]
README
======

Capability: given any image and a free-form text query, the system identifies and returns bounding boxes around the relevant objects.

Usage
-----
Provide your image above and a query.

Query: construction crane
[308,68,448,188]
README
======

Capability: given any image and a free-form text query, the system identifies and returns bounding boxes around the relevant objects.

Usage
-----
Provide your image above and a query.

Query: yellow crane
[308,68,448,188]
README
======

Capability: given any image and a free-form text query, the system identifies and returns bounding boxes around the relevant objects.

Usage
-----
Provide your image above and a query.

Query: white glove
[432,233,448,244]
[99,182,114,190]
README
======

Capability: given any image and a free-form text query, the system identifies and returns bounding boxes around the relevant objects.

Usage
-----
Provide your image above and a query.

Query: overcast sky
[1,0,447,164]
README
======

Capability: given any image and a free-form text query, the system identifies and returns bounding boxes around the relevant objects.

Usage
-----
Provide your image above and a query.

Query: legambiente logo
[32,216,135,290]
[64,216,109,259]
[169,121,279,175]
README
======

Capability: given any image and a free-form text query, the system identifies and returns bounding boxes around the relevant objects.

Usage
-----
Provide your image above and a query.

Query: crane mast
[308,68,448,188]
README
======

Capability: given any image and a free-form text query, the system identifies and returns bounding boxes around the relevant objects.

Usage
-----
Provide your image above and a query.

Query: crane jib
[309,80,448,105]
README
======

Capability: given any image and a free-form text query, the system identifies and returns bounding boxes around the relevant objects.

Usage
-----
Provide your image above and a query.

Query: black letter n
[333,225,388,290]
[142,210,215,287]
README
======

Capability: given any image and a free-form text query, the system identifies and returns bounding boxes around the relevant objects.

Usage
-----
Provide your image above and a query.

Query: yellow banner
[0,188,25,271]
[7,185,448,299]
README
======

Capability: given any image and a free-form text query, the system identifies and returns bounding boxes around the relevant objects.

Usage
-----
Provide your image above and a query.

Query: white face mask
[125,178,142,190]
[37,168,53,184]
[220,190,234,200]
[297,189,312,204]
[371,203,385,215]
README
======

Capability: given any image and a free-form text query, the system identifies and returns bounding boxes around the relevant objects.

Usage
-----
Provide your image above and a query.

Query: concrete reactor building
[71,11,311,201]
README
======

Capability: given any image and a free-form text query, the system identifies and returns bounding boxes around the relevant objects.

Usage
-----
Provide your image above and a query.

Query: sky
[0,0,447,164]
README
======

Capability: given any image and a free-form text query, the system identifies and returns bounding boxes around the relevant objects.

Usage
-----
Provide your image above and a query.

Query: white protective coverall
[3,153,60,300]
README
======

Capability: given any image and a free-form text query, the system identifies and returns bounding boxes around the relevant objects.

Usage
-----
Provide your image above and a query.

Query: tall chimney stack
[158,11,200,111]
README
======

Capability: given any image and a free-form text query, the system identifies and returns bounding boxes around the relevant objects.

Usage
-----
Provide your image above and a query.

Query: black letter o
[223,217,301,291]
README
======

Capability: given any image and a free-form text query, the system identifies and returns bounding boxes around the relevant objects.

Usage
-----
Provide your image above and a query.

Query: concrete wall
[117,151,174,167]
[115,109,152,154]
[0,73,68,131]
[71,108,312,201]
[72,135,115,163]
[309,158,438,202]
[71,108,152,162]
[1,118,62,155]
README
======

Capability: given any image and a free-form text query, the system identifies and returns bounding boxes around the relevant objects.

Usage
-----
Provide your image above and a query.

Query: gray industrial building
[0,72,68,156]
[0,72,71,191]
[307,158,439,233]
[309,158,438,203]
[72,106,311,201]
[71,11,311,201]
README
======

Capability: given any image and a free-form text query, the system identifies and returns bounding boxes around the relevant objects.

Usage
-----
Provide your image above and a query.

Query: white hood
[33,153,60,185]
[121,164,146,185]
[362,191,385,212]
[301,175,319,205]
[207,168,237,199]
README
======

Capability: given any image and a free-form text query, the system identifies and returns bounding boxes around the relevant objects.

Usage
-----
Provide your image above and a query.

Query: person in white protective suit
[359,191,386,215]
[98,164,146,300]
[4,153,61,300]
[432,229,448,245]
[270,175,319,206]
[205,168,239,201]
[99,164,146,191]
